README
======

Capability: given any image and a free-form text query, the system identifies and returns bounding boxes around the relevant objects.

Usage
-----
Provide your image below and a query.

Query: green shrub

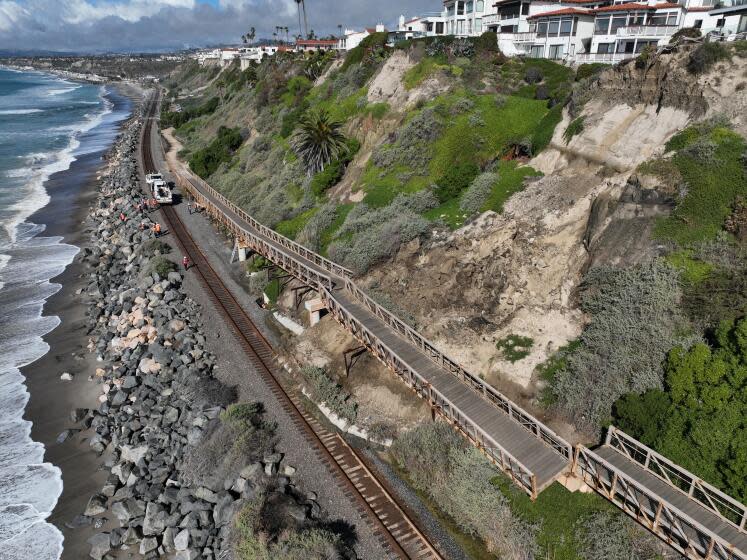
[161,96,219,129]
[563,116,584,144]
[612,317,747,502]
[309,138,360,197]
[575,63,606,81]
[342,32,389,70]
[364,102,389,119]
[531,103,563,153]
[496,334,534,362]
[434,162,480,202]
[576,510,662,560]
[656,124,747,245]
[189,126,243,178]
[687,41,729,74]
[672,27,702,42]
[145,255,177,278]
[474,31,499,55]
[524,66,544,84]
[460,171,499,214]
[301,365,357,424]
[552,261,693,433]
[392,423,539,557]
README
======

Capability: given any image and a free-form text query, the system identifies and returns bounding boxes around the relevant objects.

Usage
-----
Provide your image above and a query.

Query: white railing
[501,31,537,42]
[573,52,633,63]
[616,25,676,37]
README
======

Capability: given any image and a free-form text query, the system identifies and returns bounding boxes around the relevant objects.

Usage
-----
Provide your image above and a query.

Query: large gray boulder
[87,532,111,560]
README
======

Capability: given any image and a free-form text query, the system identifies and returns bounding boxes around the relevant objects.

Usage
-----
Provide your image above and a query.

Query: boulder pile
[72,105,324,559]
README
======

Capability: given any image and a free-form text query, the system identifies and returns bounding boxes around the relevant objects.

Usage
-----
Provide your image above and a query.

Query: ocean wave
[0,110,43,116]
[45,85,81,97]
[2,89,112,244]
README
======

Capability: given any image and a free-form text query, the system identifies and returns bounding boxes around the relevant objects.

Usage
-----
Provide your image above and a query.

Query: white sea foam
[45,86,80,97]
[0,109,42,115]
[2,88,112,244]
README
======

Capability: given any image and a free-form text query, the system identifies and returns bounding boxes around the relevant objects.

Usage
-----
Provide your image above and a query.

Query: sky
[0,0,437,53]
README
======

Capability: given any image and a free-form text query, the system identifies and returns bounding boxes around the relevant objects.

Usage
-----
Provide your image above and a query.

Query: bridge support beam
[343,346,367,377]
[304,298,327,326]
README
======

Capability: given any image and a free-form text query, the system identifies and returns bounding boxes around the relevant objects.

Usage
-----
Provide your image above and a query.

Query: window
[629,12,645,26]
[475,18,483,32]
[549,44,564,59]
[549,20,560,35]
[716,18,726,28]
[667,13,678,25]
[467,1,474,13]
[436,22,445,34]
[595,16,610,34]
[530,45,544,57]
[477,0,485,11]
[537,20,548,36]
[560,19,573,35]
[458,1,465,15]
[597,42,614,53]
[468,18,473,34]
[740,14,747,33]
[522,2,530,15]
[457,19,465,34]
[693,19,703,29]
[447,4,455,16]
[610,15,627,33]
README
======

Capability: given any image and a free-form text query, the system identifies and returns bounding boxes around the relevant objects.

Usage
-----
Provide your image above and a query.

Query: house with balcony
[338,24,387,51]
[395,13,447,39]
[522,8,597,59]
[443,0,498,36]
[702,0,747,37]
[582,2,685,63]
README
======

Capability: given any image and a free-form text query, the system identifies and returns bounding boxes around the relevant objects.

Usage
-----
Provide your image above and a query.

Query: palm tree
[284,26,290,44]
[290,109,348,175]
[242,26,256,45]
[272,31,278,45]
[337,24,343,38]
[294,0,308,39]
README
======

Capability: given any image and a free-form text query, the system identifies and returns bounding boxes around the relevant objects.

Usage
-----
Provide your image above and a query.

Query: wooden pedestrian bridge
[151,111,746,560]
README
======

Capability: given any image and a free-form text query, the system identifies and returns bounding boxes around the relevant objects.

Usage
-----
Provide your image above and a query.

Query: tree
[612,317,747,502]
[290,109,348,175]
[242,26,256,45]
[337,24,343,38]
[308,28,316,39]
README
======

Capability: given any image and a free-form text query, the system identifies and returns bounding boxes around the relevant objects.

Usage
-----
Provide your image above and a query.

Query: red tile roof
[594,2,681,11]
[296,39,338,46]
[528,7,594,17]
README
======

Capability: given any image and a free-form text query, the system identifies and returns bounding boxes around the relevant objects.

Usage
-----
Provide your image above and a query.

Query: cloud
[0,0,437,52]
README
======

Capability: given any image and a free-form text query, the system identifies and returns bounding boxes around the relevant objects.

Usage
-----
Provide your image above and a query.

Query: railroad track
[140,94,442,560]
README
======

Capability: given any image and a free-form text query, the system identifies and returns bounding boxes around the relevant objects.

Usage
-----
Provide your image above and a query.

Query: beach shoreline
[21,81,144,560]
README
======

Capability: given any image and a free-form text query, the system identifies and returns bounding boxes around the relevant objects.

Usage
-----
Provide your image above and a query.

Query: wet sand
[21,83,143,560]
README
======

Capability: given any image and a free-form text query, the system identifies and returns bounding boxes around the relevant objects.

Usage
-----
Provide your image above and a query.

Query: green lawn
[274,207,319,239]
[484,161,542,213]
[655,126,747,245]
[491,478,614,560]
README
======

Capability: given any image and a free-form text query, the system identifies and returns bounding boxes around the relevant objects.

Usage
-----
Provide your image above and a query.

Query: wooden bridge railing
[321,286,539,497]
[341,277,573,462]
[606,426,747,532]
[576,445,746,560]
[173,157,354,281]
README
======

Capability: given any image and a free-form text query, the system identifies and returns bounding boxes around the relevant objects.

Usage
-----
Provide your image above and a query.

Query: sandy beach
[21,82,144,559]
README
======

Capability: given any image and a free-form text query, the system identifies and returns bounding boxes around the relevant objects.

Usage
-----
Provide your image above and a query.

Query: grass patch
[425,197,467,229]
[263,278,281,305]
[531,103,563,153]
[364,102,390,120]
[536,340,581,406]
[665,250,714,284]
[485,161,542,213]
[496,334,534,362]
[491,478,614,560]
[655,125,747,244]
[403,56,448,90]
[274,207,319,240]
[319,204,353,254]
[563,116,584,144]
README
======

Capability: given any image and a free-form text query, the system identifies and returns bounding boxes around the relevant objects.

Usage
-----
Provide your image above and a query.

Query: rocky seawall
[69,105,326,560]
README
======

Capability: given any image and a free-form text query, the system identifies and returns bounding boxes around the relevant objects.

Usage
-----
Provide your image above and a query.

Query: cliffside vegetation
[162,33,579,274]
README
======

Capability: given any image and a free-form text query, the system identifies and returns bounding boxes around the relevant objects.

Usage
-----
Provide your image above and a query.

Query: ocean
[0,67,130,559]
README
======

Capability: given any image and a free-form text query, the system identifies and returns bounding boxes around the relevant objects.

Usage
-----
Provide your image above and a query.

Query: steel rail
[141,93,443,560]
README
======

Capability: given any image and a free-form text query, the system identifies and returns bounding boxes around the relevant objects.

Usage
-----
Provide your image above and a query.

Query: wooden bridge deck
[595,446,747,555]
[333,290,569,489]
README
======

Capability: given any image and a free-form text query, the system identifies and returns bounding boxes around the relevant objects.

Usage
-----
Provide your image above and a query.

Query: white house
[338,24,387,50]
[522,7,597,59]
[442,0,498,36]
[396,13,448,38]
[702,0,747,36]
